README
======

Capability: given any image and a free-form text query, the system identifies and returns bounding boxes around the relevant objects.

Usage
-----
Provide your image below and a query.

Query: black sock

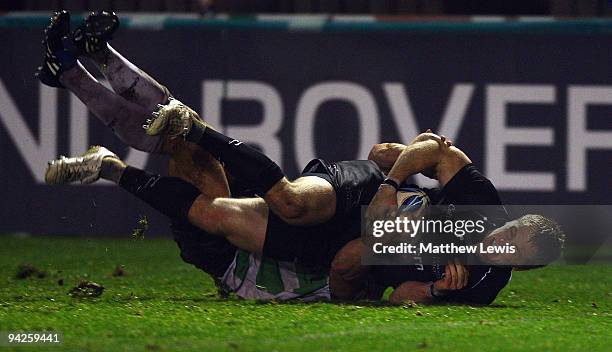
[119,166,201,222]
[186,125,285,196]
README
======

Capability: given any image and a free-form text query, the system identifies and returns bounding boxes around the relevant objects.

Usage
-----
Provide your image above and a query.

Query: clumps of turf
[401,300,418,308]
[131,216,149,240]
[112,265,127,277]
[15,263,47,279]
[68,280,105,298]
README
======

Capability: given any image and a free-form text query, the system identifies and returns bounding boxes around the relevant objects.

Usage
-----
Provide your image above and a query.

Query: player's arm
[389,281,434,304]
[366,135,470,222]
[367,130,448,173]
[389,261,469,305]
[329,239,371,300]
[368,143,407,173]
[386,135,471,187]
[437,267,511,305]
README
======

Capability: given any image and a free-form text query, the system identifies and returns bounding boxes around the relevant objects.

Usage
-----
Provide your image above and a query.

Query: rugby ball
[396,185,430,217]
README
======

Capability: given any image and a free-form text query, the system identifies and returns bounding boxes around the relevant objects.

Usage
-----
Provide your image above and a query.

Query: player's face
[480,220,537,266]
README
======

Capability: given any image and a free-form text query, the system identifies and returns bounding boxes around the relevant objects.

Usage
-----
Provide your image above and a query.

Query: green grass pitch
[0,236,610,351]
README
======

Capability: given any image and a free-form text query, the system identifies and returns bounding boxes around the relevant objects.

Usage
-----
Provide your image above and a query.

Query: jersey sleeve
[440,164,503,205]
[436,164,509,223]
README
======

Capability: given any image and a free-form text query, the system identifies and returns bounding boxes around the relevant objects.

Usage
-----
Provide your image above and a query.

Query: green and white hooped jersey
[220,250,330,301]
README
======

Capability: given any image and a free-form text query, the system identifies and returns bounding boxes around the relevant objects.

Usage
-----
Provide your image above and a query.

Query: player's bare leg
[45,147,267,254]
[164,140,230,197]
[145,100,337,225]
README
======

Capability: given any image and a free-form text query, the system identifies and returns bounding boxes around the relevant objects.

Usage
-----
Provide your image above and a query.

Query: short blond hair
[517,214,565,269]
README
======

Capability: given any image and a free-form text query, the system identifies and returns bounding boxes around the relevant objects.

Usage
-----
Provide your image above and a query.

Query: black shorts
[262,159,385,267]
[171,220,236,279]
[301,159,385,216]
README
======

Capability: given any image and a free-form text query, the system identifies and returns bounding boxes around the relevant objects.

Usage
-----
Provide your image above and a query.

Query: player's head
[480,214,565,269]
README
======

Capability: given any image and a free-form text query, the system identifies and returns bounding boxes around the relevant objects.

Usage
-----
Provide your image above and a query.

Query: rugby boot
[45,146,118,185]
[72,11,119,56]
[35,10,77,88]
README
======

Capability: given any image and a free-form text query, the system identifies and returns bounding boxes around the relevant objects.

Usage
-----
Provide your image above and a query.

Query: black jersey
[373,164,512,305]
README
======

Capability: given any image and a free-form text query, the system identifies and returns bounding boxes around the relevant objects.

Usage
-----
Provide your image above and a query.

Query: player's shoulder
[440,164,502,205]
[451,164,491,184]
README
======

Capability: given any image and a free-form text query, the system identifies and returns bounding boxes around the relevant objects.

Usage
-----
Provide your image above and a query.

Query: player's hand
[440,135,453,147]
[411,131,453,180]
[411,130,454,147]
[433,259,469,292]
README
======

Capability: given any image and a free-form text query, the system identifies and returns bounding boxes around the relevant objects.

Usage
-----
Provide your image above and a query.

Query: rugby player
[37,10,329,301]
[329,140,566,305]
